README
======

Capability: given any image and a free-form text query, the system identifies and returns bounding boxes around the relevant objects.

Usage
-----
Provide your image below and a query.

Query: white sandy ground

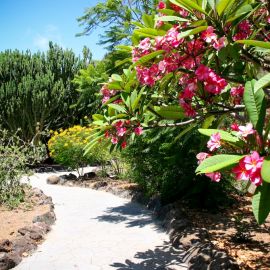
[15,170,188,270]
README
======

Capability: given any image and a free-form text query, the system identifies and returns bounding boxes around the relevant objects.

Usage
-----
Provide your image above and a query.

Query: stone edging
[0,188,56,270]
[48,174,240,270]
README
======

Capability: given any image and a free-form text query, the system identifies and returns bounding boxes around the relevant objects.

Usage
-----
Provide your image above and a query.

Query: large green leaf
[261,157,270,184]
[134,28,166,38]
[252,182,270,224]
[156,15,188,22]
[226,4,253,22]
[170,0,207,15]
[255,73,270,92]
[216,0,236,16]
[236,40,270,49]
[133,50,164,66]
[244,80,266,135]
[154,105,185,120]
[196,154,243,174]
[198,129,240,143]
[107,104,127,113]
[178,26,208,39]
[111,74,123,82]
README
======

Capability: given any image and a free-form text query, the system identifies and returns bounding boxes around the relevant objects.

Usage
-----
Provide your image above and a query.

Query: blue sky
[0,0,107,60]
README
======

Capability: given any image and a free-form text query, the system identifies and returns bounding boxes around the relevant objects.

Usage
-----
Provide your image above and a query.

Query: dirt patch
[0,186,55,270]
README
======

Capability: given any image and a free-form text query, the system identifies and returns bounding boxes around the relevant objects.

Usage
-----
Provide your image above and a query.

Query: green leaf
[244,80,266,135]
[142,14,155,28]
[196,154,243,174]
[201,116,216,129]
[226,4,253,23]
[156,15,188,22]
[133,50,164,66]
[115,45,133,52]
[252,182,270,224]
[111,74,123,82]
[107,104,127,113]
[134,28,166,38]
[92,114,105,121]
[198,129,240,143]
[170,0,207,15]
[236,40,270,49]
[255,73,270,92]
[154,105,185,120]
[216,0,235,16]
[157,8,175,15]
[261,157,270,184]
[178,26,208,39]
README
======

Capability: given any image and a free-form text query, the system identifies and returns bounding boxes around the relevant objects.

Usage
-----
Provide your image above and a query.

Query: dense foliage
[87,0,270,223]
[0,42,88,141]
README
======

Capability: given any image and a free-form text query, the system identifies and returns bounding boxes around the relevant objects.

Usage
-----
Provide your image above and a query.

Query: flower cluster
[232,152,264,186]
[100,85,117,104]
[104,120,143,149]
[230,85,244,105]
[233,20,252,41]
[201,26,226,51]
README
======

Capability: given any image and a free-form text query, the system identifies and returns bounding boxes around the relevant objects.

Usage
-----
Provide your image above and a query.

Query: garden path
[15,171,188,270]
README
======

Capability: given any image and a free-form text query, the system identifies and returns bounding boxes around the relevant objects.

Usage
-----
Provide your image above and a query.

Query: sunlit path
[15,172,188,270]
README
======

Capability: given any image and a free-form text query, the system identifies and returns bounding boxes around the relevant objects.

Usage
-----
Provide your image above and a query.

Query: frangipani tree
[86,0,270,224]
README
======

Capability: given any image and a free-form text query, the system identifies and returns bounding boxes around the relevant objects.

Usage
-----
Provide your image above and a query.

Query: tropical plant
[86,0,270,223]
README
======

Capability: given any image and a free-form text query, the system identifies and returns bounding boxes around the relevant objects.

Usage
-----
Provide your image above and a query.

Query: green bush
[123,127,235,209]
[0,129,46,207]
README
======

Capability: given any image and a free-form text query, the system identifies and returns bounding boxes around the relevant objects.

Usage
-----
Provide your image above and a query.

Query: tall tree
[77,0,157,50]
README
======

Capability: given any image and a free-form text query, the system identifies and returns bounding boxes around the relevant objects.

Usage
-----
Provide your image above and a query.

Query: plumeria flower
[207,132,221,152]
[205,172,221,182]
[237,123,255,138]
[116,127,127,137]
[213,37,226,51]
[232,159,250,181]
[231,123,239,131]
[201,26,217,43]
[134,126,143,136]
[243,151,264,174]
[157,1,166,9]
[111,136,118,144]
[196,152,210,164]
[121,141,127,149]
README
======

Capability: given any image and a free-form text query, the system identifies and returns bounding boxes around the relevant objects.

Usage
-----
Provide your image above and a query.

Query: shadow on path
[94,202,163,230]
[110,241,187,270]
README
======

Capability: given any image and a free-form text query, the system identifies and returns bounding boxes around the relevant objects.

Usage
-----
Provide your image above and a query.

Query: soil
[58,176,269,270]
[0,187,50,241]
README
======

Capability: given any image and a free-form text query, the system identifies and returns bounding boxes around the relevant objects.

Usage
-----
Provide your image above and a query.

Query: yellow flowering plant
[48,125,110,176]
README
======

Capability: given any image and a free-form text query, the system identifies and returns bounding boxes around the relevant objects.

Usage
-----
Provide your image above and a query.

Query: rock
[46,175,60,185]
[33,211,56,226]
[83,172,96,180]
[92,181,108,189]
[0,252,21,270]
[60,173,77,180]
[209,251,239,270]
[0,240,12,253]
[18,225,44,241]
[12,237,37,256]
[147,195,162,214]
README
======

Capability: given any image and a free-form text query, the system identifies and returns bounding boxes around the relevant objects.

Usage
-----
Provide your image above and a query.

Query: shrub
[48,125,111,176]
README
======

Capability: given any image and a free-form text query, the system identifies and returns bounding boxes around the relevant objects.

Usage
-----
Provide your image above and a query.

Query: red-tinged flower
[111,136,118,145]
[121,141,127,149]
[231,85,244,97]
[238,123,255,138]
[104,130,110,139]
[125,120,131,125]
[116,127,127,137]
[243,151,264,174]
[250,172,263,186]
[195,65,210,81]
[205,172,221,182]
[157,1,166,9]
[232,159,250,181]
[213,37,226,51]
[196,152,210,164]
[201,26,217,43]
[231,123,239,131]
[207,132,221,152]
[134,126,143,136]
[138,38,152,52]
[115,121,124,128]
[179,99,197,117]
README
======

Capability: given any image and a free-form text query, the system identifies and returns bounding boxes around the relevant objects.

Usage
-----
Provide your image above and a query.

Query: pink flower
[104,130,110,139]
[232,159,250,181]
[195,65,210,81]
[213,37,226,51]
[111,136,118,144]
[207,132,221,152]
[243,151,264,174]
[238,123,255,138]
[201,26,217,43]
[205,172,221,182]
[115,121,124,128]
[158,1,166,9]
[231,85,244,97]
[134,126,143,136]
[179,99,197,117]
[250,172,263,186]
[138,38,152,52]
[196,152,210,164]
[116,127,127,137]
[231,123,239,131]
